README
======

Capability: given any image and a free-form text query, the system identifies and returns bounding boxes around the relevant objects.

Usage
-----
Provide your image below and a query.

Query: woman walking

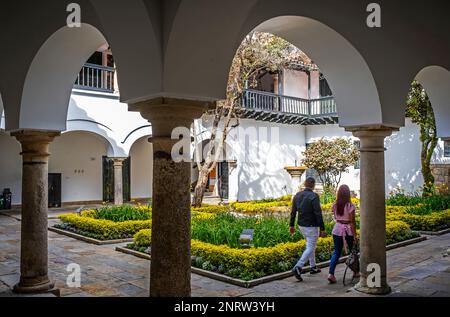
[327,184,360,284]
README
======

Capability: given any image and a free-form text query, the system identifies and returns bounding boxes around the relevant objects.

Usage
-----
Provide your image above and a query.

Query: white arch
[253,16,382,128]
[64,122,119,157]
[415,66,450,138]
[121,125,153,156]
[20,24,107,131]
[88,0,162,103]
[0,94,4,130]
[165,11,382,127]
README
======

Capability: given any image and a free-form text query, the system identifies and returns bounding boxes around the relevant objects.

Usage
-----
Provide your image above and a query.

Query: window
[445,141,450,157]
[319,74,333,97]
[354,141,361,169]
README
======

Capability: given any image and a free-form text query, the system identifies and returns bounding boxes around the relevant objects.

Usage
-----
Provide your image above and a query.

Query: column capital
[11,130,60,162]
[110,157,128,167]
[129,97,214,137]
[345,125,398,138]
[345,126,397,152]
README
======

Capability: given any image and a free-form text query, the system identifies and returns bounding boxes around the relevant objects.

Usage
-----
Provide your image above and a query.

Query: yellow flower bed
[191,206,228,214]
[58,213,152,239]
[130,218,414,280]
[191,237,333,274]
[386,209,450,231]
[386,206,409,213]
[134,229,152,247]
[230,201,291,214]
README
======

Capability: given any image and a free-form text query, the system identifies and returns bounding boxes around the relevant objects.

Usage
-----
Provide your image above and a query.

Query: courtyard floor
[0,212,449,297]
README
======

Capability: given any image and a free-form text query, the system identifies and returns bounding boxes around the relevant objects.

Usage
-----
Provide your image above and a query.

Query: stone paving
[0,214,449,297]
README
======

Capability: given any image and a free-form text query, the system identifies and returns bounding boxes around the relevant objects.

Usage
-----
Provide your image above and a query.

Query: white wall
[306,119,425,196]
[49,131,107,203]
[282,68,308,98]
[68,90,152,156]
[130,137,153,199]
[227,119,306,201]
[0,132,22,205]
[385,120,423,195]
[305,123,360,192]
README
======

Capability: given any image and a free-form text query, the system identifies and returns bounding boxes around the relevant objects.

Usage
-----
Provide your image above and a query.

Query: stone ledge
[413,228,450,236]
[115,236,427,288]
[48,227,134,245]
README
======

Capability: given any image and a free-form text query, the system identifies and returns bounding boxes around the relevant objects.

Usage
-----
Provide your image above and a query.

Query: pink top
[332,202,356,237]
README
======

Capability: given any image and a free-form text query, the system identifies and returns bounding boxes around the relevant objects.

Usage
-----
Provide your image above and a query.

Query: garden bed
[49,226,134,245]
[116,235,427,288]
[121,211,420,283]
[52,205,153,243]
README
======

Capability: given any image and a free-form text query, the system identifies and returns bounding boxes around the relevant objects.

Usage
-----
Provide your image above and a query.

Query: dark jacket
[290,188,325,231]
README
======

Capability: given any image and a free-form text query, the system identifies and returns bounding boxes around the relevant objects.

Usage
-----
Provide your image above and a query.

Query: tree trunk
[422,135,438,196]
[192,166,211,207]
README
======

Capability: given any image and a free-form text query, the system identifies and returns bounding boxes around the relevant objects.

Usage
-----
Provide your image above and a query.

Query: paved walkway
[0,214,449,297]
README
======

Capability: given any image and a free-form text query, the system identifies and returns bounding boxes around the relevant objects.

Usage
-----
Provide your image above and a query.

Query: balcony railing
[242,89,337,117]
[74,63,116,93]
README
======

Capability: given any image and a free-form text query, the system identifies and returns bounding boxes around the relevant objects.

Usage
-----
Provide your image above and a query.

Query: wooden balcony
[74,63,116,93]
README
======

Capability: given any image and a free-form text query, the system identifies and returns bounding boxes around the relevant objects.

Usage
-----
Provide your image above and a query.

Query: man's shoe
[292,266,303,281]
[310,267,322,274]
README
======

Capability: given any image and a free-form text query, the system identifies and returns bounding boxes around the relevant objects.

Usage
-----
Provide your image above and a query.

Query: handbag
[343,242,360,286]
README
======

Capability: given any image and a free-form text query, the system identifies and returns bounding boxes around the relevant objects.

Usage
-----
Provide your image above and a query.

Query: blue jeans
[329,234,354,275]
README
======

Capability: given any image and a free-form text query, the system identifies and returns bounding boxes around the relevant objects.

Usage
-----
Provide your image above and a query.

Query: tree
[191,32,316,206]
[301,138,359,192]
[406,81,438,196]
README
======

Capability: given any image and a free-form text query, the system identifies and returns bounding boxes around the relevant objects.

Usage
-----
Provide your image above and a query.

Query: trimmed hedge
[191,206,228,214]
[386,209,450,231]
[385,221,418,245]
[134,229,152,247]
[230,201,291,214]
[58,213,152,240]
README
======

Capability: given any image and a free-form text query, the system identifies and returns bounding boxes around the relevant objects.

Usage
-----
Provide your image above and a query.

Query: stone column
[347,127,394,295]
[11,130,60,294]
[112,157,127,205]
[129,98,210,297]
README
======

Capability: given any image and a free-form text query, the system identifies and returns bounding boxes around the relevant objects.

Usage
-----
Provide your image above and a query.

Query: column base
[354,282,391,295]
[13,278,56,295]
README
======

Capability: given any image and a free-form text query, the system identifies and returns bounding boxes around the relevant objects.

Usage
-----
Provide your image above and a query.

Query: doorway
[48,173,62,208]
[218,162,229,200]
[102,156,131,203]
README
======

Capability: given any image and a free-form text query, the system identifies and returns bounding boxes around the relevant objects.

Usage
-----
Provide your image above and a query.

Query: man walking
[289,177,326,281]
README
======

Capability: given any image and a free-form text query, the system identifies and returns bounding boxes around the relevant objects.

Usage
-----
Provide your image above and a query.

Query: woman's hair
[336,184,351,216]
